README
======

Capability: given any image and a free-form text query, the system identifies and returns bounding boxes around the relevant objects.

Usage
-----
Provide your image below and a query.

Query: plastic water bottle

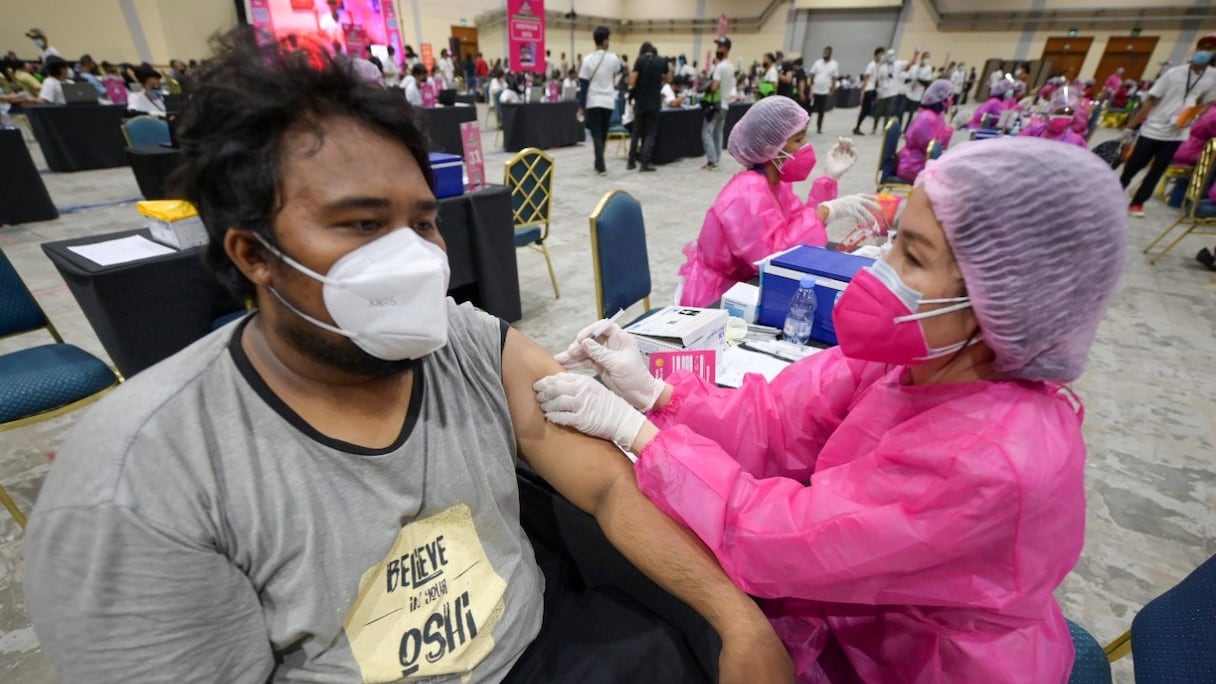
[783,276,817,346]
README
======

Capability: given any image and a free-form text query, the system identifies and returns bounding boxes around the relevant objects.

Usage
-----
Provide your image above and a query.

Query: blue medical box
[757,245,875,345]
[428,152,464,199]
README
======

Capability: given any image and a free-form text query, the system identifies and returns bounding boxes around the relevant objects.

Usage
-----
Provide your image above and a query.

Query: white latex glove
[819,194,884,234]
[554,321,664,411]
[534,372,647,449]
[822,137,858,180]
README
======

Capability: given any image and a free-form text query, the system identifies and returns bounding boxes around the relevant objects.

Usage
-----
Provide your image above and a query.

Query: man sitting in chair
[23,28,792,684]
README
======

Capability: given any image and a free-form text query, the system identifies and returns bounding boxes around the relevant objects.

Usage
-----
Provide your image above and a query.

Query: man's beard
[274,299,419,379]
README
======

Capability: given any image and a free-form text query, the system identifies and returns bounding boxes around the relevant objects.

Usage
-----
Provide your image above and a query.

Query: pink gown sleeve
[648,348,884,481]
[636,418,1039,608]
[717,175,834,268]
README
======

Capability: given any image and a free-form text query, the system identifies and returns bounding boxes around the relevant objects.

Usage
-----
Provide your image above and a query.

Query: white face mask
[257,228,451,361]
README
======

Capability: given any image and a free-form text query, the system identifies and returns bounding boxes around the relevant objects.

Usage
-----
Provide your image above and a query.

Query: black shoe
[852,128,865,136]
[640,164,656,172]
[626,162,637,170]
[1197,247,1215,270]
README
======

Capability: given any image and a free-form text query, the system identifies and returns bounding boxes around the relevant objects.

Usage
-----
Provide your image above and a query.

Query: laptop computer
[62,82,98,104]
[530,85,545,103]
[562,85,578,101]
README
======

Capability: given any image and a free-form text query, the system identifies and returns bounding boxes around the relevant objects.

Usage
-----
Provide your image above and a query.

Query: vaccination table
[23,104,129,172]
[422,105,478,155]
[501,101,583,152]
[41,185,522,376]
[650,103,751,166]
[127,145,182,200]
[0,129,58,224]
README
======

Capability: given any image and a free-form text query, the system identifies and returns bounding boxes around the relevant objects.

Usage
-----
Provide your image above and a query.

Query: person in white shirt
[854,46,885,136]
[26,29,62,63]
[402,64,426,107]
[808,46,839,134]
[950,63,967,100]
[702,36,736,169]
[661,76,690,109]
[126,66,167,116]
[1120,35,1216,217]
[759,53,779,98]
[381,45,401,87]
[578,25,623,175]
[38,59,71,105]
[988,68,1006,98]
[678,55,696,80]
[873,49,903,134]
[902,49,932,128]
[437,49,455,85]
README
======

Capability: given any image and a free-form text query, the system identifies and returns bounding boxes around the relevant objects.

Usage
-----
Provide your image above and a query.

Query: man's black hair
[171,27,434,300]
[593,26,610,46]
[875,46,885,56]
[43,58,69,79]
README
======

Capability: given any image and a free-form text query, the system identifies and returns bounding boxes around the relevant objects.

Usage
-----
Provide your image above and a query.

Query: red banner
[460,122,486,190]
[508,0,545,73]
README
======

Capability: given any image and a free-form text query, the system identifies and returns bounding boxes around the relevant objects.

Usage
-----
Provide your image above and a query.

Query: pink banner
[717,13,728,38]
[460,122,486,190]
[507,0,545,73]
[421,81,437,108]
[382,1,403,64]
[248,0,276,37]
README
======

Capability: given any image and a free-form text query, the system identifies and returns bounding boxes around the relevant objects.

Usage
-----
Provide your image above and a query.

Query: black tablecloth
[453,94,477,106]
[422,106,478,155]
[501,101,583,152]
[651,108,704,165]
[835,88,861,108]
[0,129,57,224]
[722,103,750,151]
[24,104,129,172]
[127,146,183,200]
[41,186,521,376]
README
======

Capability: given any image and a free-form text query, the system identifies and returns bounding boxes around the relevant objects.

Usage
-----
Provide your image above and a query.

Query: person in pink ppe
[966,78,1014,129]
[896,79,954,182]
[1104,67,1125,100]
[676,95,873,307]
[1172,105,1216,165]
[534,137,1128,683]
[1020,89,1089,148]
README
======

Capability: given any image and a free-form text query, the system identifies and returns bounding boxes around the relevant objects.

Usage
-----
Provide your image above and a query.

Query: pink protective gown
[1019,122,1089,148]
[1172,106,1216,166]
[635,348,1086,684]
[677,169,836,307]
[967,97,1005,129]
[896,109,952,183]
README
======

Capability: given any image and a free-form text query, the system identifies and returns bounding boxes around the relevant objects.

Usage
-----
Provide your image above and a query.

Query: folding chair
[121,115,170,148]
[589,190,652,319]
[504,147,559,298]
[876,119,913,195]
[1143,138,1216,265]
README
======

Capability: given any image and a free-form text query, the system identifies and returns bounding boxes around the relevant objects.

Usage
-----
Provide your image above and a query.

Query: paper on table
[67,235,176,266]
[717,346,795,389]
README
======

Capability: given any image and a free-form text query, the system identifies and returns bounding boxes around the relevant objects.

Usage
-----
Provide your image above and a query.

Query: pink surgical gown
[677,169,836,307]
[1019,122,1089,148]
[896,109,952,183]
[967,97,1005,129]
[1172,107,1216,166]
[635,347,1086,684]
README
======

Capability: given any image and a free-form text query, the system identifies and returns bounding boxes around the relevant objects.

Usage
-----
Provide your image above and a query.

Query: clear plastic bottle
[782,276,817,346]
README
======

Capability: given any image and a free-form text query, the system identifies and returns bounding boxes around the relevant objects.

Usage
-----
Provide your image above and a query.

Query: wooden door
[1040,36,1093,82]
[451,26,479,62]
[1093,36,1160,82]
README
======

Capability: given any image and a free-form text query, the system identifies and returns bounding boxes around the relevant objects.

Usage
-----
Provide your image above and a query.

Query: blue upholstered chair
[504,147,559,298]
[1105,554,1216,682]
[876,118,912,195]
[1067,619,1113,684]
[0,248,121,528]
[120,115,170,148]
[588,190,651,319]
[1143,138,1216,264]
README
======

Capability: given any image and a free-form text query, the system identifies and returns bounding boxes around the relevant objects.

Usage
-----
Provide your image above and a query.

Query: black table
[24,104,128,172]
[721,103,750,151]
[0,129,58,224]
[422,105,478,155]
[127,145,183,200]
[501,101,583,152]
[651,108,704,165]
[835,88,861,108]
[453,93,477,106]
[41,186,521,376]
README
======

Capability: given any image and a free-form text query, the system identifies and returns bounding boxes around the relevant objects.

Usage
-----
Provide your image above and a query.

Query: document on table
[717,346,796,388]
[67,235,176,266]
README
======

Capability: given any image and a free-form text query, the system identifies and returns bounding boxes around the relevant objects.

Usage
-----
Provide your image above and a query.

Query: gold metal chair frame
[0,315,123,528]
[588,190,651,320]
[504,147,559,298]
[1156,164,1194,199]
[876,119,913,196]
[1143,138,1216,265]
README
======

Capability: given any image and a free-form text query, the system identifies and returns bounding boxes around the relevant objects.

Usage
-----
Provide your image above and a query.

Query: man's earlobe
[225,228,274,287]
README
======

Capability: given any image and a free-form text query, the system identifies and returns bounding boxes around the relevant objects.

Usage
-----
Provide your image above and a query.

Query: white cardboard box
[146,215,209,249]
[626,307,728,357]
[720,282,760,323]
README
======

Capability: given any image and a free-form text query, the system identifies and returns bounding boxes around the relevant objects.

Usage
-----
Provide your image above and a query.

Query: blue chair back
[1086,103,1104,141]
[589,191,651,319]
[927,139,943,160]
[1129,554,1216,682]
[0,248,50,338]
[610,93,624,126]
[876,118,903,184]
[1066,620,1113,684]
[121,115,171,148]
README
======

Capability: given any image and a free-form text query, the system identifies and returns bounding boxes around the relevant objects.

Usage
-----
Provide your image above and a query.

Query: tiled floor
[2,104,1214,683]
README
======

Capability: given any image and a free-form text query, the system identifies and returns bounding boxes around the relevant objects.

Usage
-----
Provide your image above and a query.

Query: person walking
[628,42,668,172]
[808,46,839,134]
[854,47,884,135]
[578,26,622,176]
[701,36,736,170]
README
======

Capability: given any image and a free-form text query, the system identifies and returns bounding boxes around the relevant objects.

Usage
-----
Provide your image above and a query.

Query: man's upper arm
[25,505,273,682]
[501,327,633,515]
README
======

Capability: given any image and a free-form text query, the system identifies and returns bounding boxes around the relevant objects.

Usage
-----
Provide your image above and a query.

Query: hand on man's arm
[502,328,794,684]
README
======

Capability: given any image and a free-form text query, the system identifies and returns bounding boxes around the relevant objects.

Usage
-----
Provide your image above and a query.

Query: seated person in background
[661,76,689,108]
[76,54,106,97]
[967,78,1014,129]
[1110,80,1135,110]
[403,63,426,106]
[896,79,954,182]
[677,96,866,307]
[12,61,44,98]
[498,74,524,105]
[561,68,578,91]
[1019,89,1088,148]
[1172,105,1216,166]
[127,66,167,116]
[38,58,70,105]
[23,29,793,684]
